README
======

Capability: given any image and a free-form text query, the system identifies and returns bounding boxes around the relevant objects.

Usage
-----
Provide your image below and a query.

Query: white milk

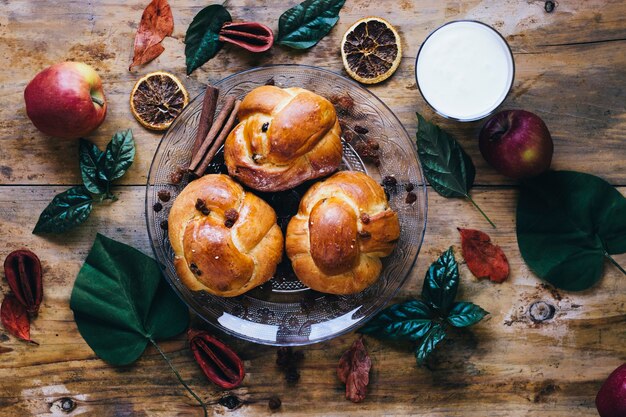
[416,21,514,121]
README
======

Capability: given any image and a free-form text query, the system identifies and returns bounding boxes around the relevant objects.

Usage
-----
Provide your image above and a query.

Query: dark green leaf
[414,323,446,365]
[359,300,434,341]
[446,302,488,328]
[100,129,135,182]
[421,247,459,315]
[33,186,93,234]
[277,0,345,49]
[517,170,626,291]
[416,113,475,198]
[184,5,232,75]
[79,139,106,194]
[70,234,189,366]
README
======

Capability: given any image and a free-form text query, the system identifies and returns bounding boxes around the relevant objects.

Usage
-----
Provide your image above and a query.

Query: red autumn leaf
[458,228,509,283]
[337,336,371,403]
[129,0,174,70]
[1,294,37,344]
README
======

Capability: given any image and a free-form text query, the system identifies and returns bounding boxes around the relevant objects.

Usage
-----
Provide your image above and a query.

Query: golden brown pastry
[224,85,342,192]
[286,171,400,294]
[168,174,283,297]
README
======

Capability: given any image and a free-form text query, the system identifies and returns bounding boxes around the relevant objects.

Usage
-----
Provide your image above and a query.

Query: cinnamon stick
[189,95,237,172]
[191,85,220,158]
[194,99,242,176]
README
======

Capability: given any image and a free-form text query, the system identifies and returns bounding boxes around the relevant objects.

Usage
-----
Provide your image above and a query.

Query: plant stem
[465,195,496,229]
[149,338,208,417]
[605,253,626,276]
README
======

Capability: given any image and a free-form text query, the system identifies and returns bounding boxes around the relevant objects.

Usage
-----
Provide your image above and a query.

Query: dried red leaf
[337,336,371,403]
[188,329,244,389]
[4,249,43,315]
[458,228,509,283]
[1,295,37,344]
[129,0,174,70]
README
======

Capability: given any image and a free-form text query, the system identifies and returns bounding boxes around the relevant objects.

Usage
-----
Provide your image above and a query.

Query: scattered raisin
[195,198,211,215]
[360,213,371,224]
[276,347,304,384]
[354,125,369,134]
[219,395,241,409]
[544,1,555,13]
[405,192,417,204]
[262,122,269,132]
[157,190,171,202]
[383,176,397,187]
[343,129,355,143]
[405,183,415,192]
[170,167,185,184]
[330,94,354,114]
[268,396,282,410]
[372,156,381,167]
[358,230,371,239]
[265,77,275,86]
[153,202,163,212]
[160,220,168,230]
[366,138,380,150]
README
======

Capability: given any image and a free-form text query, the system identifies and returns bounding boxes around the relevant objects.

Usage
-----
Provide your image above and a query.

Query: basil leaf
[517,170,626,291]
[414,323,446,365]
[421,247,459,315]
[416,113,495,228]
[100,129,135,182]
[446,302,488,328]
[184,5,232,75]
[70,234,189,365]
[79,138,106,195]
[33,186,93,234]
[277,0,345,49]
[359,300,434,341]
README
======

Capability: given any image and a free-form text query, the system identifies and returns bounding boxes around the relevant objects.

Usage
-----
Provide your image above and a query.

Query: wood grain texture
[0,0,625,416]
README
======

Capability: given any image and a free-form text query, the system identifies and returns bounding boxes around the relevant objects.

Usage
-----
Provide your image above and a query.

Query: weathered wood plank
[0,1,625,186]
[0,186,624,416]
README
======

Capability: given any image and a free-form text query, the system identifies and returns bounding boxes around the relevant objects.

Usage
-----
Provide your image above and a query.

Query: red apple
[24,62,107,138]
[479,110,553,179]
[597,363,626,417]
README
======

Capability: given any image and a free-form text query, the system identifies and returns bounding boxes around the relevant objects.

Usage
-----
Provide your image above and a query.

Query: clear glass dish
[146,65,427,346]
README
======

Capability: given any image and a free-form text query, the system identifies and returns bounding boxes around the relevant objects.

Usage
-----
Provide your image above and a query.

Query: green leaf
[100,129,135,182]
[517,170,626,291]
[277,0,346,49]
[33,186,93,234]
[79,139,106,194]
[416,113,495,228]
[414,323,446,365]
[421,247,459,315]
[446,302,488,328]
[359,300,435,341]
[70,234,189,366]
[184,5,232,75]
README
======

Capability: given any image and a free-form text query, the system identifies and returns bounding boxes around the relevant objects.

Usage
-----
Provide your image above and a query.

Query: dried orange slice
[341,17,402,84]
[130,71,189,131]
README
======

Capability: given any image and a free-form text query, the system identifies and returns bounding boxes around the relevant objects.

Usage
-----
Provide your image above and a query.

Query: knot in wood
[528,301,556,323]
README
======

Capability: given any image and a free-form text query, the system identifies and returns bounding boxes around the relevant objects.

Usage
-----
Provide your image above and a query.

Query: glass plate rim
[145,64,429,346]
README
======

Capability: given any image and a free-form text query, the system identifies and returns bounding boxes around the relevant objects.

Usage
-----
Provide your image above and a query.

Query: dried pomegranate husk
[219,21,273,53]
[188,329,245,389]
[4,249,43,315]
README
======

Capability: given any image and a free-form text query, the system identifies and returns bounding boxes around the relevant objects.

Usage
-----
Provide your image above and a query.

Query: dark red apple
[479,110,553,179]
[597,363,626,417]
[24,62,107,138]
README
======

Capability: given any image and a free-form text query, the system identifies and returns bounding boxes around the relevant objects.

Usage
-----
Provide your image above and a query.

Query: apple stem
[466,195,497,229]
[605,253,626,276]
[91,96,105,107]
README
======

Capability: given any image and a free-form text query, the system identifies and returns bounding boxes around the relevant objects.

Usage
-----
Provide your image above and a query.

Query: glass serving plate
[146,65,427,346]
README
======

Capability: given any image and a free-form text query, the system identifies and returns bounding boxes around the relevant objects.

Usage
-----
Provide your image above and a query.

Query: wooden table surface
[1,1,625,416]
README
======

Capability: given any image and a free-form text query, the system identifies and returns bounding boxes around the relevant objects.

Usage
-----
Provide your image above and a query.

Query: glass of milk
[415,21,515,122]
